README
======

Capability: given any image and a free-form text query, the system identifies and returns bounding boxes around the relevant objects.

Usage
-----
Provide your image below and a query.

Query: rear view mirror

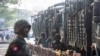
[93,16,100,23]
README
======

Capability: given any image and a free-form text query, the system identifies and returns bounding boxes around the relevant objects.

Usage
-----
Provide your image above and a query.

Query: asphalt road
[0,43,9,56]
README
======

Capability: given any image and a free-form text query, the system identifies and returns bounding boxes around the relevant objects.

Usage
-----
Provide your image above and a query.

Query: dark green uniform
[5,20,32,56]
[51,41,66,51]
[51,34,67,51]
[5,37,32,56]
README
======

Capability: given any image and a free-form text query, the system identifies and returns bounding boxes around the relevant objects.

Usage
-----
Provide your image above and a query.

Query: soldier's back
[51,41,66,51]
[5,38,32,56]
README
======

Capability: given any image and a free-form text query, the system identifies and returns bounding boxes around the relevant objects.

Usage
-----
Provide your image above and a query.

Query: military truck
[32,0,100,56]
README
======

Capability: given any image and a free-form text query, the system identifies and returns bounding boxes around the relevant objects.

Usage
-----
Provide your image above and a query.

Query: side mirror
[93,16,100,23]
[93,1,100,16]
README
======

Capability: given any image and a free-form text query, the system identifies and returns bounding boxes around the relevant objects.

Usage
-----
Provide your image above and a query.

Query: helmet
[54,34,61,41]
[14,20,31,37]
[40,32,45,37]
[51,30,56,35]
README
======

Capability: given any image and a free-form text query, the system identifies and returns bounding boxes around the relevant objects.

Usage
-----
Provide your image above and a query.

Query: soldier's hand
[28,43,33,50]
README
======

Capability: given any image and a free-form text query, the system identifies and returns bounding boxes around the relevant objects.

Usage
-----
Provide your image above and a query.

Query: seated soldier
[38,32,48,48]
[51,34,67,51]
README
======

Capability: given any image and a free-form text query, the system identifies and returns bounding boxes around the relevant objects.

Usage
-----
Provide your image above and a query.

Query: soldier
[38,32,48,48]
[51,34,67,51]
[46,30,56,48]
[5,20,32,56]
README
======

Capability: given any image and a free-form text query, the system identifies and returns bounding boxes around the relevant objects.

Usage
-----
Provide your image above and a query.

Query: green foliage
[0,0,19,4]
[0,0,20,27]
[0,0,32,27]
[8,0,19,4]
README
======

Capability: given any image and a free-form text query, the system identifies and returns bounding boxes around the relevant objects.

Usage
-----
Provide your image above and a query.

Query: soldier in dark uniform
[5,20,32,56]
[38,32,48,48]
[51,34,67,51]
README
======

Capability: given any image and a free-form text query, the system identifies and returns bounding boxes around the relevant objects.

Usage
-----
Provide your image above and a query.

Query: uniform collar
[17,36,26,42]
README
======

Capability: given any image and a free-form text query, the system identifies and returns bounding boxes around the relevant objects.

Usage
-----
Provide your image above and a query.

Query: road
[0,43,9,56]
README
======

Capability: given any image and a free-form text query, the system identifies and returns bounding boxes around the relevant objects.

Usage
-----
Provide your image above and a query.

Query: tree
[0,0,19,4]
[0,0,20,27]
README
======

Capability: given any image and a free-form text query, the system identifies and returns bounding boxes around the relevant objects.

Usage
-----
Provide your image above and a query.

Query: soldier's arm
[5,43,21,56]
[5,42,23,56]
[38,38,42,45]
[5,43,13,56]
[50,41,55,49]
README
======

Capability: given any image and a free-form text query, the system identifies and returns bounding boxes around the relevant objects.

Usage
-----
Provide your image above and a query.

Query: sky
[19,0,65,12]
[8,0,65,15]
